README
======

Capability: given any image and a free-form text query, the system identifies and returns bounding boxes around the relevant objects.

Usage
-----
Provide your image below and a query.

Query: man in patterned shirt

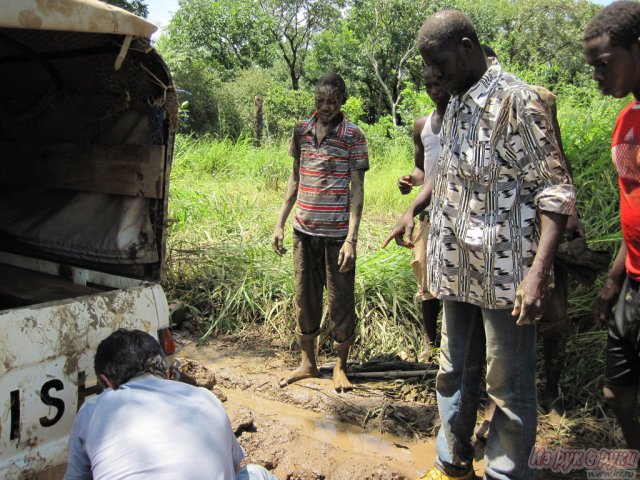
[410,10,575,480]
[272,73,368,392]
[585,0,640,451]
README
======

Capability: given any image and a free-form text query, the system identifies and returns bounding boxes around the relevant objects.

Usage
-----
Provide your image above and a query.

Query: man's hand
[564,209,584,241]
[272,227,287,256]
[512,268,550,325]
[338,241,356,272]
[382,213,415,249]
[593,278,621,327]
[397,175,414,195]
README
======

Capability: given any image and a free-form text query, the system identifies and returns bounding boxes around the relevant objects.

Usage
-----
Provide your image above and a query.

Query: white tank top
[420,112,441,182]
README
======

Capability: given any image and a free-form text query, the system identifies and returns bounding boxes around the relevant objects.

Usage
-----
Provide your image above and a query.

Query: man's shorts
[412,215,435,302]
[605,275,640,388]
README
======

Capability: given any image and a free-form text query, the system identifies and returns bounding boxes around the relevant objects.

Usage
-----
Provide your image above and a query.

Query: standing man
[64,329,277,480]
[473,45,580,433]
[387,67,450,361]
[272,73,368,392]
[585,0,640,451]
[404,10,575,480]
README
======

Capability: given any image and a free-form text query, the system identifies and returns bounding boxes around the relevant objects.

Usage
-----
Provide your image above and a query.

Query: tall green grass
[166,131,421,354]
[164,94,627,414]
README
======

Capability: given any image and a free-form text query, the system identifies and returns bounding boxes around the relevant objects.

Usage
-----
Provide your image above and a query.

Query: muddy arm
[272,156,300,256]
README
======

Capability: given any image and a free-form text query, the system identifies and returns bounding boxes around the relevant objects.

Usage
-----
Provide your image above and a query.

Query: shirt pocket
[454,137,493,184]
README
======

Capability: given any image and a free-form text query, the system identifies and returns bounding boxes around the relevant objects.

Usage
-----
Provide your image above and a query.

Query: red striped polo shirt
[289,113,369,238]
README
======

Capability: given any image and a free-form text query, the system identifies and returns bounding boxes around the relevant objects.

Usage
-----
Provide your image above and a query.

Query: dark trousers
[293,230,356,348]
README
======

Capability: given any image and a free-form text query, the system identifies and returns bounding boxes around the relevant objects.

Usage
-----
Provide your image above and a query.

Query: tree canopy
[156,0,603,137]
[104,0,149,17]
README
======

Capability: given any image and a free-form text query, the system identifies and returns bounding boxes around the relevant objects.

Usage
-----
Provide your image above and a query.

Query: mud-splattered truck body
[0,1,177,477]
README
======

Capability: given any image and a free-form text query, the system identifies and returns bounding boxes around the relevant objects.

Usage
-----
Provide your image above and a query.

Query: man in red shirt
[585,0,640,450]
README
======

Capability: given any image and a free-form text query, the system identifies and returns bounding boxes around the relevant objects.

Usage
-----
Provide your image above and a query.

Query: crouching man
[64,329,277,480]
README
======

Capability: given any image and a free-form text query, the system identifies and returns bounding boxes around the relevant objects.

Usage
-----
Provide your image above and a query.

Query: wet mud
[176,333,474,480]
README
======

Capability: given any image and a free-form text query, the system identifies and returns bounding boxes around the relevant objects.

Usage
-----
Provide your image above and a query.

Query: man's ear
[630,38,640,64]
[460,37,475,54]
[99,374,116,389]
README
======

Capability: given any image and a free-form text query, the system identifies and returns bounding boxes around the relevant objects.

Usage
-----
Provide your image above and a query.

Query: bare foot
[279,365,320,388]
[418,349,433,363]
[333,364,353,392]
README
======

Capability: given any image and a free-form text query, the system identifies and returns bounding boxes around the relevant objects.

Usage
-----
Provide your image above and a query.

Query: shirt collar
[459,58,502,109]
[303,112,348,138]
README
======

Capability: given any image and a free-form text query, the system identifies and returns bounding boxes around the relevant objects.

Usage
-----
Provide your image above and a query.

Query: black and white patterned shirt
[426,61,575,309]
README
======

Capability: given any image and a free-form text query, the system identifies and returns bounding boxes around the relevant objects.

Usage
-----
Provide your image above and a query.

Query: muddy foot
[333,366,353,393]
[474,419,490,442]
[279,365,321,388]
[542,396,566,423]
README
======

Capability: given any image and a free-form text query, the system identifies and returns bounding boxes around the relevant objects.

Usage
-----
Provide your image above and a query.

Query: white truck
[0,2,177,477]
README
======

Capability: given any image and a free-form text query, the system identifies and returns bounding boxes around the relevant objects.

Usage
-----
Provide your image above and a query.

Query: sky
[147,0,179,34]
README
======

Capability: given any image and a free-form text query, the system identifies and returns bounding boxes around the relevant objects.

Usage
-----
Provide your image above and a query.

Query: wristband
[345,239,357,247]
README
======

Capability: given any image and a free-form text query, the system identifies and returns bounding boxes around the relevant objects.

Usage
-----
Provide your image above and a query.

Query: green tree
[307,23,378,120]
[310,0,439,125]
[166,0,274,76]
[450,0,600,89]
[103,0,149,17]
[259,0,342,90]
[350,0,433,126]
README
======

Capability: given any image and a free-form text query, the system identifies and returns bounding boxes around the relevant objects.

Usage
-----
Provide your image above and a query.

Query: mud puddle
[223,387,435,479]
[177,334,485,479]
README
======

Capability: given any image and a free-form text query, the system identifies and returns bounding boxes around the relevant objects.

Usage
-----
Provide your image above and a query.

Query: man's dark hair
[94,329,167,388]
[316,73,347,101]
[481,44,498,60]
[584,1,640,49]
[417,10,480,52]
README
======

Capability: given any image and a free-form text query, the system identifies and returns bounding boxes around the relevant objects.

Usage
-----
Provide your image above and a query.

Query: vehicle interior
[0,3,177,309]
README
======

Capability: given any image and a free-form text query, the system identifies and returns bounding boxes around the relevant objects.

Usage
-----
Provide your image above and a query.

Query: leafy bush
[397,81,433,128]
[342,96,365,125]
[263,85,315,139]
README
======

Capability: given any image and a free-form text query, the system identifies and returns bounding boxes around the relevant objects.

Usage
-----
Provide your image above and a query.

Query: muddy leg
[475,398,495,441]
[542,330,567,417]
[540,265,568,418]
[332,334,354,392]
[333,344,353,392]
[604,385,640,450]
[283,231,324,388]
[419,298,440,361]
[280,338,321,388]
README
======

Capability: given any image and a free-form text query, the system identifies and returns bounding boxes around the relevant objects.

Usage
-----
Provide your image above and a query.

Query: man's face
[420,40,469,95]
[584,34,640,98]
[315,86,344,124]
[424,70,450,107]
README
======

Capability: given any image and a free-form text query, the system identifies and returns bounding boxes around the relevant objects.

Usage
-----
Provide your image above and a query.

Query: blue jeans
[236,464,278,480]
[435,301,537,480]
